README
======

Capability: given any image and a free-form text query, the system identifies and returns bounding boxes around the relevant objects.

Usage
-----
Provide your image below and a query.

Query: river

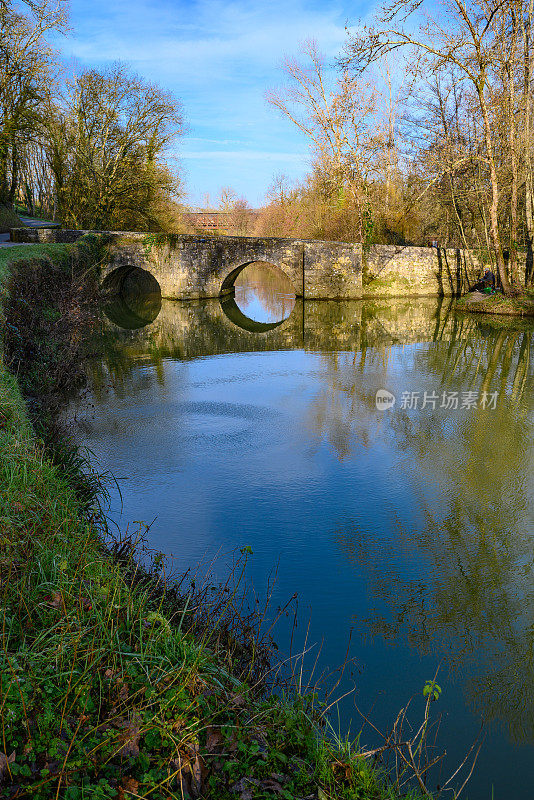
[68,262,534,799]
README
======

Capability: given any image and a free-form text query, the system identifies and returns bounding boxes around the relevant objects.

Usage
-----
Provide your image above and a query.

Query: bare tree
[343,0,534,293]
[267,40,389,240]
[0,0,66,206]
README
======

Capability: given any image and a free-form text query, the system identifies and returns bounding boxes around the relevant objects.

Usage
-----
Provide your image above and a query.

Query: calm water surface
[71,264,534,799]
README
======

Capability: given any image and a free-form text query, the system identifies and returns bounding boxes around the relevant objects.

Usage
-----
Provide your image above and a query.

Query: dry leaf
[119,776,139,796]
[231,693,246,708]
[190,754,204,798]
[116,716,141,758]
[118,682,130,703]
[260,778,283,793]
[0,751,15,783]
[170,755,193,795]
[206,727,223,752]
[46,591,65,613]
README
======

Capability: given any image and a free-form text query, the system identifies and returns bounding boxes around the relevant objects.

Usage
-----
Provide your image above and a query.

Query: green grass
[457,288,534,316]
[0,243,72,286]
[0,240,438,799]
[0,204,25,235]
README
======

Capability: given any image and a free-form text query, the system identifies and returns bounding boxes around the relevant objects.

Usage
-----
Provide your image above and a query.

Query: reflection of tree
[303,298,455,459]
[305,347,391,458]
[85,322,169,402]
[321,321,534,742]
[234,262,296,323]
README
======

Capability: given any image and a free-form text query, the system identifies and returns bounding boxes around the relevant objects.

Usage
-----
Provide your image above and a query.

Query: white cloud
[64,0,359,204]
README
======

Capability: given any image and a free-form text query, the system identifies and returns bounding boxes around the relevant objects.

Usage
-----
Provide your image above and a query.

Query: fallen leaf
[260,778,283,793]
[226,729,240,753]
[118,682,130,703]
[115,716,141,758]
[0,752,15,783]
[119,776,139,796]
[170,754,193,795]
[190,754,204,798]
[46,591,65,613]
[205,727,223,752]
[230,693,246,708]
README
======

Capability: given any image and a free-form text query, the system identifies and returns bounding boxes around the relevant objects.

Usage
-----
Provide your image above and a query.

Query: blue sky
[60,0,364,207]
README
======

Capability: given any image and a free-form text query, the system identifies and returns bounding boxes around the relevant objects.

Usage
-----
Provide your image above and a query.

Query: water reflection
[73,298,534,799]
[231,261,296,326]
[104,292,162,329]
[326,322,534,742]
[103,266,162,329]
[220,294,290,332]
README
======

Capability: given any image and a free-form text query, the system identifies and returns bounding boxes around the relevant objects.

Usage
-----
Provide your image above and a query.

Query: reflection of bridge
[104,295,461,356]
[12,230,362,300]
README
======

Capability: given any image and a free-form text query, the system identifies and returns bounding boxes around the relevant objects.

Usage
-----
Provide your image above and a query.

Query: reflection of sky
[72,310,534,800]
[234,263,296,323]
[234,286,295,323]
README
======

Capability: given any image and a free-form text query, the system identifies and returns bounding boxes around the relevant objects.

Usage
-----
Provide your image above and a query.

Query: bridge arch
[101,265,162,328]
[101,264,161,297]
[219,260,296,296]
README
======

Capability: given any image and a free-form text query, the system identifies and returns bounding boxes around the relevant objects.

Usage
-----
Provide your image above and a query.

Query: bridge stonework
[12,228,505,297]
[11,229,362,299]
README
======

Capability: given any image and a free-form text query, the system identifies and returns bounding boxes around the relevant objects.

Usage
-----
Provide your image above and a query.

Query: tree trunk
[478,83,512,294]
[523,0,534,285]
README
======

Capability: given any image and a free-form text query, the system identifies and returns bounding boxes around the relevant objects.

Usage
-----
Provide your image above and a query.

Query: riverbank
[0,247,428,798]
[456,289,534,317]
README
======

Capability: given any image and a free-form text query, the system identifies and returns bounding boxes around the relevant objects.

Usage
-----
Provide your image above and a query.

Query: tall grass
[0,238,473,798]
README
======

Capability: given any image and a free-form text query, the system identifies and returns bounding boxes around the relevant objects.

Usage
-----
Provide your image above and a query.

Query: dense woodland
[0,0,184,232]
[2,0,534,292]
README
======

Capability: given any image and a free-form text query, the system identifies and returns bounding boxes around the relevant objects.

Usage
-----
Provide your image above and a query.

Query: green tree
[46,64,184,231]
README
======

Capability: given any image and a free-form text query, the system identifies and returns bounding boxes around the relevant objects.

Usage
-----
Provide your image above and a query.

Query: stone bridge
[11,229,362,299]
[12,227,506,298]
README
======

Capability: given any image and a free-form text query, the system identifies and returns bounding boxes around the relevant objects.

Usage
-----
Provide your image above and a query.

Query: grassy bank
[456,289,534,317]
[0,243,445,799]
[0,206,25,235]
